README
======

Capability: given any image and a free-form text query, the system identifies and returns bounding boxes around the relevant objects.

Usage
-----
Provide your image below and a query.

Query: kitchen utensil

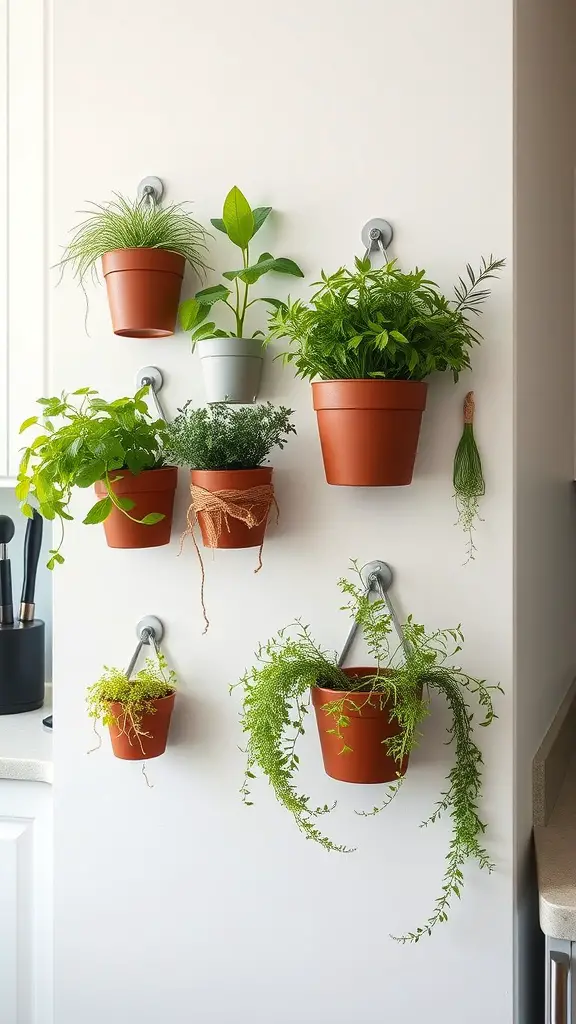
[19,510,43,622]
[0,514,15,625]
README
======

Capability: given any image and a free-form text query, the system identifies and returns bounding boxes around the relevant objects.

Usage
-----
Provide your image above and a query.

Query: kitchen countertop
[0,686,53,784]
[534,680,576,939]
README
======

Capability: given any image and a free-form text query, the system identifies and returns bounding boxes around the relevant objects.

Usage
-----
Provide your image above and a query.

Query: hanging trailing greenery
[453,391,485,562]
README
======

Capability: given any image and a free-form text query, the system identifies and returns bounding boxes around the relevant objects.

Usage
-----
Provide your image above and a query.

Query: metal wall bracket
[137,176,164,206]
[125,616,165,679]
[361,218,394,263]
[136,365,167,422]
[338,560,408,667]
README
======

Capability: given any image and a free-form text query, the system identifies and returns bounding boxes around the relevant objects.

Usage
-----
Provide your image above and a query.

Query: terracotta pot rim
[312,378,427,386]
[189,466,273,478]
[102,247,186,275]
[106,691,176,710]
[94,465,178,496]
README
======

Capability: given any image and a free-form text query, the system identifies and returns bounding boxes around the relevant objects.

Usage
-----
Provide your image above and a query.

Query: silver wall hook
[361,218,394,264]
[337,560,409,667]
[137,175,164,207]
[125,616,165,679]
[136,366,167,422]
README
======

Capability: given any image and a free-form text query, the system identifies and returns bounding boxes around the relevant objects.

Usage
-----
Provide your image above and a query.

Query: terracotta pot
[94,466,177,549]
[107,692,176,761]
[311,668,410,784]
[102,248,185,338]
[312,379,428,486]
[190,467,274,549]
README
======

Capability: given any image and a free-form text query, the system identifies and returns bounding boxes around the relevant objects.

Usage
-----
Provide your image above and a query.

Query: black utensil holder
[0,620,45,714]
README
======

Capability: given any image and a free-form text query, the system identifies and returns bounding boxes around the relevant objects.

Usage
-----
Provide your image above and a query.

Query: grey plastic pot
[197,337,264,404]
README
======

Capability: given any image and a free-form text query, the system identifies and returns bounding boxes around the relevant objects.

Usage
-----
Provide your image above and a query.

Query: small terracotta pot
[190,467,274,549]
[102,248,185,338]
[106,692,176,761]
[312,379,428,486]
[94,466,177,549]
[312,668,410,784]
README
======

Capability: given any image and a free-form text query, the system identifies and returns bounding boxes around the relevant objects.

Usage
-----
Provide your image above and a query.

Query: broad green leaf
[251,206,272,237]
[179,298,202,331]
[74,461,106,488]
[210,217,228,235]
[19,416,38,433]
[39,502,56,521]
[114,496,135,512]
[390,330,408,344]
[191,322,217,343]
[222,268,244,281]
[194,284,231,307]
[268,257,304,278]
[15,479,30,501]
[222,186,254,249]
[140,512,165,525]
[72,387,93,395]
[21,503,34,519]
[83,497,112,525]
[237,254,304,285]
[260,297,287,311]
[347,335,363,350]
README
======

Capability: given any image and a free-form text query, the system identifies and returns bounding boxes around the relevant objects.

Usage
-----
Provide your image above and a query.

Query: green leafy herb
[87,649,177,754]
[17,387,169,567]
[234,566,501,942]
[164,402,296,470]
[179,186,303,344]
[268,256,505,382]
[453,391,485,562]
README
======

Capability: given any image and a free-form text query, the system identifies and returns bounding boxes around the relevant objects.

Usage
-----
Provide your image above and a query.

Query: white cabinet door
[0,0,47,483]
[0,780,52,1024]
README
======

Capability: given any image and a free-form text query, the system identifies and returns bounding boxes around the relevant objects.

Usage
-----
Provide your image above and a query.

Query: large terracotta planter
[197,337,264,404]
[312,379,428,486]
[107,692,176,761]
[102,248,185,338]
[190,467,274,549]
[312,668,410,784]
[94,466,177,549]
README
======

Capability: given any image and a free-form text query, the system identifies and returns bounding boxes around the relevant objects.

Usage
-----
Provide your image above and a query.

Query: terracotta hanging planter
[106,692,176,761]
[312,668,410,784]
[312,379,428,486]
[189,466,275,549]
[94,466,178,549]
[102,248,186,338]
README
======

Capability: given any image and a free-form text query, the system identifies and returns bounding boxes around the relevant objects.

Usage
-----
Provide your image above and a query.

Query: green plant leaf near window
[164,402,296,470]
[267,255,505,382]
[234,565,502,943]
[16,387,169,568]
[181,186,304,344]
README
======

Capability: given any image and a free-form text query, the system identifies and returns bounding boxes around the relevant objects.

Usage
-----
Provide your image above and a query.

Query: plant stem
[104,472,150,525]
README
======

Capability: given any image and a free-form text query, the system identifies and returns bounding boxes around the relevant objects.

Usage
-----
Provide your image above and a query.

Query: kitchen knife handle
[0,558,14,624]
[20,511,43,618]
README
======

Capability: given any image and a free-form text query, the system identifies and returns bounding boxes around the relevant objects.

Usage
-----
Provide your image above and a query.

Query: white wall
[52,2,515,1021]
[514,0,576,1020]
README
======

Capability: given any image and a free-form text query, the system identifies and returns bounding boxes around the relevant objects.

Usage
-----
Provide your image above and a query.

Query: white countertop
[535,749,576,939]
[0,686,53,784]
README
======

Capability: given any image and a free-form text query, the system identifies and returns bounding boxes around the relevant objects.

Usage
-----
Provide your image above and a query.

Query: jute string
[180,482,278,633]
[463,390,475,424]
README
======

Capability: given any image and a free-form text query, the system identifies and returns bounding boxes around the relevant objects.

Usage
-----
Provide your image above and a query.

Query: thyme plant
[268,256,505,382]
[235,570,501,942]
[87,651,177,747]
[164,402,296,470]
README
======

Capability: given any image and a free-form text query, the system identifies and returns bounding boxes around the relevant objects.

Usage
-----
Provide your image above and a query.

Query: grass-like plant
[164,401,296,470]
[16,387,168,568]
[453,391,485,562]
[235,568,501,943]
[58,193,209,287]
[267,255,505,382]
[179,185,303,343]
[87,650,176,751]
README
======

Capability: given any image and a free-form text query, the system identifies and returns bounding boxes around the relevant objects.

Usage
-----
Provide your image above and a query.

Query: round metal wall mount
[136,616,164,645]
[136,365,163,394]
[361,218,394,254]
[361,560,394,592]
[137,176,164,205]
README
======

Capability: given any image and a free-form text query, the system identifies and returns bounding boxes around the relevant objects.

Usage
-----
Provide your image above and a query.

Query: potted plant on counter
[268,256,504,485]
[179,186,304,403]
[58,192,209,337]
[17,387,177,566]
[235,568,501,942]
[87,648,177,761]
[164,401,295,629]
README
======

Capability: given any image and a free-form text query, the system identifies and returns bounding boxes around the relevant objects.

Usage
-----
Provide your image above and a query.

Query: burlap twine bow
[181,482,279,633]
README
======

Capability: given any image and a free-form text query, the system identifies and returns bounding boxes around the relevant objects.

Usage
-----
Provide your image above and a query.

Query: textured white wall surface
[52,1,515,1021]
[514,0,576,1020]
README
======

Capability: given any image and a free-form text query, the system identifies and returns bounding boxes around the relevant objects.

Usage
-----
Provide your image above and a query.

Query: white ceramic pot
[197,337,264,404]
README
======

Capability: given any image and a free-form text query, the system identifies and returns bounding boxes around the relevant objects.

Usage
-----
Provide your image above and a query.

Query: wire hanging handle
[360,218,394,266]
[125,616,164,679]
[137,175,164,211]
[337,561,409,667]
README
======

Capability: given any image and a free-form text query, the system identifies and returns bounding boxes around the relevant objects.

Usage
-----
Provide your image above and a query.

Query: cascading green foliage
[16,387,168,568]
[453,391,485,562]
[267,256,505,382]
[86,650,176,737]
[57,193,210,287]
[234,568,501,942]
[179,185,304,343]
[164,401,296,470]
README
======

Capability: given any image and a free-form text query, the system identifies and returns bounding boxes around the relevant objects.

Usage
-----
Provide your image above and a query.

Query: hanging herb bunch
[453,391,485,562]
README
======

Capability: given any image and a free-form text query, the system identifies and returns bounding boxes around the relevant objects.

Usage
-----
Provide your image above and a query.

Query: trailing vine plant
[234,567,501,942]
[87,650,177,756]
